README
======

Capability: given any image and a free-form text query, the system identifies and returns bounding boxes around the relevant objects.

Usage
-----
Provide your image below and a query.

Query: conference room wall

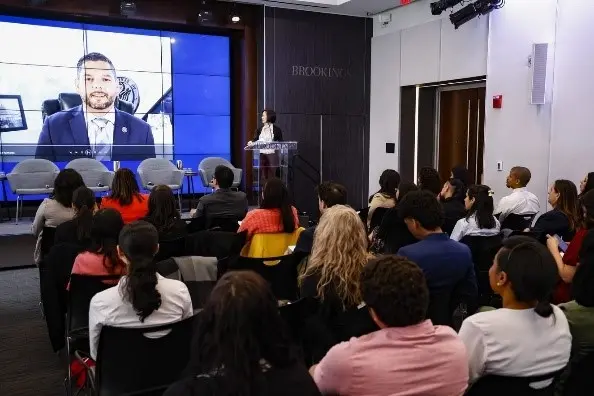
[260,7,372,217]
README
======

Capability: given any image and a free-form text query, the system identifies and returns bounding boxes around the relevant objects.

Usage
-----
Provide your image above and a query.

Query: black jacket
[253,124,283,142]
[532,209,576,241]
[441,198,467,236]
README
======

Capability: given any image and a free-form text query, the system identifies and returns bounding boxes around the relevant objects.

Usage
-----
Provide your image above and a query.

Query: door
[437,87,485,185]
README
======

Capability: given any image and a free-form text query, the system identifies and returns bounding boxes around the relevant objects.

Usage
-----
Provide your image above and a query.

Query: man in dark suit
[294,181,347,255]
[35,52,155,161]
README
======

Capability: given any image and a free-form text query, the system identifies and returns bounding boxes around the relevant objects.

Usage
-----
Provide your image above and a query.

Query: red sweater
[552,228,587,304]
[101,194,149,224]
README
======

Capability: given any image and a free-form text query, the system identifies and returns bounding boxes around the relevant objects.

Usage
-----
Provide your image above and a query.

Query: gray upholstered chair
[65,158,114,194]
[7,159,59,224]
[198,157,242,190]
[137,158,184,209]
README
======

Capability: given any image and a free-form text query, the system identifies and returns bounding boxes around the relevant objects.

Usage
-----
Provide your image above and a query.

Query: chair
[157,256,217,309]
[137,158,184,209]
[226,254,300,300]
[207,216,241,232]
[241,228,304,259]
[466,371,562,396]
[42,93,134,121]
[357,207,369,227]
[369,207,390,230]
[40,226,57,260]
[153,236,186,263]
[198,157,243,189]
[500,213,537,231]
[460,234,503,307]
[7,159,59,223]
[81,315,195,396]
[558,351,594,395]
[66,158,114,194]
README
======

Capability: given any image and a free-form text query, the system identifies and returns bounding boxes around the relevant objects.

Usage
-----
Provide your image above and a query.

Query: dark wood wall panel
[418,87,437,170]
[400,86,416,182]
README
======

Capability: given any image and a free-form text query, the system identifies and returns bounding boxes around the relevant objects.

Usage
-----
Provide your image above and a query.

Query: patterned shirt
[238,206,299,240]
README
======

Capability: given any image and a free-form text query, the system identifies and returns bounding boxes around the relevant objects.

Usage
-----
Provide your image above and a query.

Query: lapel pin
[122,126,128,134]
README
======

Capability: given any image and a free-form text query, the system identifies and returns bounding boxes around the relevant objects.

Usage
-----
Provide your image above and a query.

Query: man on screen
[35,52,155,161]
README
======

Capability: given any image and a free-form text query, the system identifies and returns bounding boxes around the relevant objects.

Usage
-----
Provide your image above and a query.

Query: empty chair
[500,213,537,231]
[240,228,304,258]
[7,159,59,223]
[154,236,186,263]
[137,158,184,209]
[198,157,242,189]
[66,158,114,193]
[157,256,218,309]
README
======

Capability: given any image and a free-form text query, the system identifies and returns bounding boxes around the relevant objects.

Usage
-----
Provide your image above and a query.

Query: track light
[430,0,464,16]
[449,0,504,29]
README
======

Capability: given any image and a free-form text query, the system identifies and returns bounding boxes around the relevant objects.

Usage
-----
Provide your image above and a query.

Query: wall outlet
[497,161,503,171]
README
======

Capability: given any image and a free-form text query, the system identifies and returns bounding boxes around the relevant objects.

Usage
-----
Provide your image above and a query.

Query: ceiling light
[231,15,241,23]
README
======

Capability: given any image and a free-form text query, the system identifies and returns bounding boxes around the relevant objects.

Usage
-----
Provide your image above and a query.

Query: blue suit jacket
[35,105,155,161]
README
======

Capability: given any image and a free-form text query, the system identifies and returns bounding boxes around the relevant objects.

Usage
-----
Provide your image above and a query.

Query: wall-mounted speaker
[530,43,548,105]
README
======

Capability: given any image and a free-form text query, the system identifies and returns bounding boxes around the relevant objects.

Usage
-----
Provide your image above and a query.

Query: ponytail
[534,300,554,318]
[124,256,162,322]
[75,204,93,242]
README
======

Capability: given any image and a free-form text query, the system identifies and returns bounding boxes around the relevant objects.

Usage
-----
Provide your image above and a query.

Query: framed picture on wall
[0,95,28,133]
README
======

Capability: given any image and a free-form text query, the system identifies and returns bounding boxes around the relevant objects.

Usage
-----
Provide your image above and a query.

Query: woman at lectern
[248,109,283,182]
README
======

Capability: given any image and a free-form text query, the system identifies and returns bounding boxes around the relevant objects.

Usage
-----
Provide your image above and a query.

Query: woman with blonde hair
[299,205,376,356]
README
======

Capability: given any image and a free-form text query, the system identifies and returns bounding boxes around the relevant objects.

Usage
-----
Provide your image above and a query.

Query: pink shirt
[314,320,468,396]
[71,252,126,278]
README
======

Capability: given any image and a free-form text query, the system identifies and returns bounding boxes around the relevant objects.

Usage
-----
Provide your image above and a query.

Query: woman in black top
[142,185,187,242]
[532,179,580,241]
[54,186,96,247]
[164,271,320,396]
[579,172,594,197]
[439,178,467,235]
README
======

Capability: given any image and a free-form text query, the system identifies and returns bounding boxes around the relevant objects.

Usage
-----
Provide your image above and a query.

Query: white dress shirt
[494,187,540,221]
[258,123,275,154]
[85,110,115,161]
[88,274,193,359]
[459,306,571,386]
[450,215,501,241]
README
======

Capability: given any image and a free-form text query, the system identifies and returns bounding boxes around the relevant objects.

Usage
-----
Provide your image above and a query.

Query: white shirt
[494,187,540,222]
[459,306,571,385]
[88,274,193,359]
[85,109,115,160]
[450,215,501,241]
[258,123,275,154]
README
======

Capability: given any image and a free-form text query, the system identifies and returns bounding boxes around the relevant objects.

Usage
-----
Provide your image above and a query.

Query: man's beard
[84,92,115,111]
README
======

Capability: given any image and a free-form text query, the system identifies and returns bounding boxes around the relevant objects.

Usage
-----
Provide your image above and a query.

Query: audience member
[397,190,477,325]
[451,165,470,188]
[165,271,320,396]
[190,165,248,226]
[547,189,594,303]
[439,178,467,235]
[579,172,594,197]
[101,168,149,224]
[143,185,187,241]
[54,186,96,247]
[367,169,400,228]
[312,256,468,396]
[88,221,193,359]
[459,236,571,386]
[294,181,347,255]
[557,246,594,394]
[299,205,372,341]
[370,181,418,254]
[418,166,442,196]
[531,179,579,241]
[238,178,299,240]
[494,166,540,222]
[32,168,85,264]
[450,185,500,241]
[71,208,125,280]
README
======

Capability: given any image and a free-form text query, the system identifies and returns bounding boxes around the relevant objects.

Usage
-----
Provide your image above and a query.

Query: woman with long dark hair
[88,221,193,359]
[142,185,187,241]
[248,109,284,183]
[32,168,85,263]
[55,186,97,246]
[459,236,571,385]
[367,169,400,228]
[450,185,500,241]
[165,271,320,396]
[101,168,149,224]
[439,178,467,235]
[71,208,125,279]
[579,172,594,197]
[238,178,299,240]
[531,179,580,241]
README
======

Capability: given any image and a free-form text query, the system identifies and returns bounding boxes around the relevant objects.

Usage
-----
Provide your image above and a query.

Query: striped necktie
[91,117,111,161]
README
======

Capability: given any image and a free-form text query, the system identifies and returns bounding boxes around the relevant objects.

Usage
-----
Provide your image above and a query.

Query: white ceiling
[219,0,420,17]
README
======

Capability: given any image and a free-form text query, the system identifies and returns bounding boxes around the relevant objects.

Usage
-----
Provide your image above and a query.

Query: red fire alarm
[493,95,503,109]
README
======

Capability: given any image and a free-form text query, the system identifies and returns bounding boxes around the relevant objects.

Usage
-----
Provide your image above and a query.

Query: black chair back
[460,234,503,307]
[154,236,186,262]
[68,274,122,333]
[501,213,537,231]
[186,230,246,259]
[95,315,196,396]
[227,255,300,301]
[40,226,57,259]
[207,216,241,232]
[357,207,369,228]
[559,352,594,395]
[332,303,378,343]
[369,207,390,230]
[466,371,561,396]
